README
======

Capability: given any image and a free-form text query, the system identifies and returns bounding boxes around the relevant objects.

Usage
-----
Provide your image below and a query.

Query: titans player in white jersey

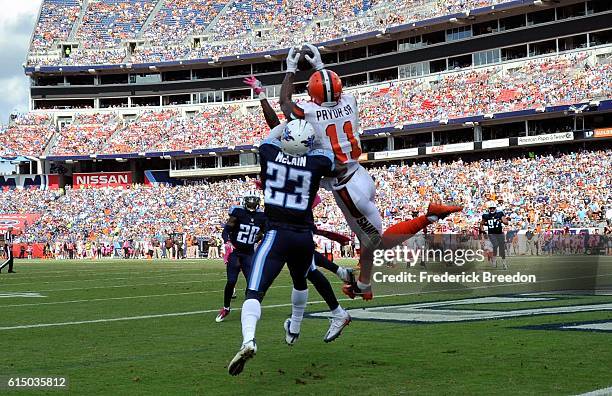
[275,44,462,299]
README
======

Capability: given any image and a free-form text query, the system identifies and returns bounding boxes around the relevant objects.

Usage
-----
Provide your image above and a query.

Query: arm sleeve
[267,123,286,140]
[222,224,231,243]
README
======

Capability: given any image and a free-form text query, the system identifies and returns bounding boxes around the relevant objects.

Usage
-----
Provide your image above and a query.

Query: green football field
[0,257,611,395]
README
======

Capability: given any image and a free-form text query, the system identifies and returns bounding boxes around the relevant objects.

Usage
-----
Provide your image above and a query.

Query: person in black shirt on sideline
[480,201,509,269]
[0,227,16,273]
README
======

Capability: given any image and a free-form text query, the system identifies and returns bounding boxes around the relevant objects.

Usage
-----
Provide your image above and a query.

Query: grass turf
[0,257,610,395]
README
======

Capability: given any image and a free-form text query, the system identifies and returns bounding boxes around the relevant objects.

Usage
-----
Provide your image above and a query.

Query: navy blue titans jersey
[483,211,505,234]
[258,138,335,230]
[227,206,267,253]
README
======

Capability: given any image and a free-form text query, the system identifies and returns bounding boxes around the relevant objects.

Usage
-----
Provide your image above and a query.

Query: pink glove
[312,194,322,209]
[243,76,265,96]
[223,242,234,264]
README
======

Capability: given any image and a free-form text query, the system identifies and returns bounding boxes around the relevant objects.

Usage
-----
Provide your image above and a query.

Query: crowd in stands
[5,51,611,158]
[356,52,612,129]
[0,114,55,157]
[27,0,516,66]
[76,0,156,48]
[3,150,610,256]
[53,113,120,155]
[30,0,82,53]
[142,0,228,44]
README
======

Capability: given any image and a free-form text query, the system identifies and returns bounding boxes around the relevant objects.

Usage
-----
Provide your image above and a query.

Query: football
[297,44,315,72]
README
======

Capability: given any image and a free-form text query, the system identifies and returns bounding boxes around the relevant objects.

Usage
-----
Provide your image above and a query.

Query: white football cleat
[284,318,300,346]
[215,308,230,323]
[337,267,354,283]
[324,311,351,343]
[228,339,257,376]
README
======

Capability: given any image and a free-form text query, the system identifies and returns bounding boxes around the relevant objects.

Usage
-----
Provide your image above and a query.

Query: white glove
[304,43,325,71]
[286,46,300,74]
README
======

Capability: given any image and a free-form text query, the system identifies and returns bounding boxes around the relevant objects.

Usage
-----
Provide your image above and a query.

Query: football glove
[286,46,300,74]
[304,43,325,71]
[243,76,266,99]
[223,241,234,264]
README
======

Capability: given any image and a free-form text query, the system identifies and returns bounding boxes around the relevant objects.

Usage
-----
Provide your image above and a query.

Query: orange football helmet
[307,69,342,107]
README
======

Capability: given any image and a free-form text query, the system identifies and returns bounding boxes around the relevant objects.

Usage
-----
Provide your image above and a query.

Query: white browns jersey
[291,94,362,167]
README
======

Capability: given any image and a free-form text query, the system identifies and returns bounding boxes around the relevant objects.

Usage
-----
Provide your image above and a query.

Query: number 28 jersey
[291,94,362,169]
[259,138,335,231]
[227,206,267,254]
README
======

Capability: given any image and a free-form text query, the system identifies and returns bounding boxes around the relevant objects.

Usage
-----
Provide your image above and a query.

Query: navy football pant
[489,233,506,259]
[247,229,314,302]
[312,250,339,274]
[224,251,253,308]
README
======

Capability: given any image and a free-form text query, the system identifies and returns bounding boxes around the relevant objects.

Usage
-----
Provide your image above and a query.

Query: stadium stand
[0,114,55,157]
[52,113,121,156]
[6,50,611,157]
[26,0,518,66]
[2,150,609,254]
[76,0,157,48]
[29,0,82,53]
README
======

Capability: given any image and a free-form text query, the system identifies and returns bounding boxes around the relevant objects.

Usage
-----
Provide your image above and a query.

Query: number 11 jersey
[291,94,362,170]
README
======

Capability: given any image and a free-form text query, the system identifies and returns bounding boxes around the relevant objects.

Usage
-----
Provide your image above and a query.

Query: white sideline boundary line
[1,272,611,331]
[1,268,219,280]
[1,278,228,293]
[576,386,612,396]
[0,295,344,331]
[1,285,292,308]
[0,272,226,287]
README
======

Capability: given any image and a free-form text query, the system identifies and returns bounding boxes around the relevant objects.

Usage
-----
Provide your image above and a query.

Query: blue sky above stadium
[0,0,41,125]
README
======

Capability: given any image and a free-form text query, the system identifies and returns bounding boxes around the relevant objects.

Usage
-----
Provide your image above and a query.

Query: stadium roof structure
[24,0,534,75]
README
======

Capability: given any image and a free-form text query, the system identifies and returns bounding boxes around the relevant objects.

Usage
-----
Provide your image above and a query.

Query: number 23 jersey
[292,94,362,168]
[228,206,267,253]
[258,138,335,231]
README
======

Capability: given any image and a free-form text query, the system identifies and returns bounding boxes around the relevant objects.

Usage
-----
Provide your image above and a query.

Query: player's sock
[224,283,235,308]
[241,298,261,344]
[331,306,346,317]
[336,267,348,282]
[357,280,371,291]
[307,269,340,311]
[290,288,308,334]
[382,216,431,248]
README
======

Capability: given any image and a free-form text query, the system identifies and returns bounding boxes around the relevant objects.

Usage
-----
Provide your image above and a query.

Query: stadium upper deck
[26,0,543,68]
[4,48,612,161]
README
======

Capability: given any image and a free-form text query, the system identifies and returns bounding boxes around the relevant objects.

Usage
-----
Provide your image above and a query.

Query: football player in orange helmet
[278,44,462,300]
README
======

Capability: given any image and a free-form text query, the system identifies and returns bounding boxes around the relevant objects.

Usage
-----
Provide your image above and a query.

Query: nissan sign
[73,172,133,188]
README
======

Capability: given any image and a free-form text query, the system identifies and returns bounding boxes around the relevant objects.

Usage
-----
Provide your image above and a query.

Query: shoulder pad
[229,205,244,216]
[308,149,335,162]
[261,137,282,148]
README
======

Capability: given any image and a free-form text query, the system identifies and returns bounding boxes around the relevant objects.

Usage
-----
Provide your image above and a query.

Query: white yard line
[576,386,612,396]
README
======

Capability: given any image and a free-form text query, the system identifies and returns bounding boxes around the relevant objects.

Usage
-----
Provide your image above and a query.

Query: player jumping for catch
[250,44,462,300]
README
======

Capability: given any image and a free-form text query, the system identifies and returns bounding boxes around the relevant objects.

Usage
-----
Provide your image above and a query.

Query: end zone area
[0,258,610,394]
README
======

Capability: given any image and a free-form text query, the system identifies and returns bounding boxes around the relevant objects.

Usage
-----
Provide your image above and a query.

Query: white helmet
[280,120,315,156]
[486,200,497,213]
